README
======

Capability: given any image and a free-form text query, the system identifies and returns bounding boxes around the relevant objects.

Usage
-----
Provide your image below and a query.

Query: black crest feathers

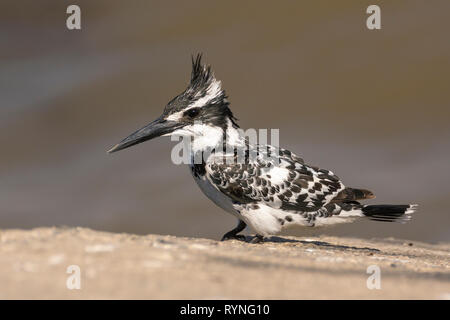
[190,54,215,90]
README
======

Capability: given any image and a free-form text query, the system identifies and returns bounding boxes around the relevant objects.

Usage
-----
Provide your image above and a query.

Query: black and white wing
[205,146,345,213]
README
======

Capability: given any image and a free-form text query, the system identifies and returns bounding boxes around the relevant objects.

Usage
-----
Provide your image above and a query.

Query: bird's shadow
[244,235,380,253]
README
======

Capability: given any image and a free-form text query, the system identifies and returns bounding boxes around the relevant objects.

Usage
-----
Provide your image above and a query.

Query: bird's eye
[185,107,200,118]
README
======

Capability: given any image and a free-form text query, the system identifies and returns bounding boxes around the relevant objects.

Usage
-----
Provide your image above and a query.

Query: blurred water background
[1,1,449,242]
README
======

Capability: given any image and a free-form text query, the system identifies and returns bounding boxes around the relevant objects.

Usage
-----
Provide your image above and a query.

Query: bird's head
[108,54,238,154]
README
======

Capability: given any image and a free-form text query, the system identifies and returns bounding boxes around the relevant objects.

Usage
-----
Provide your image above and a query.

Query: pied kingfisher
[108,54,417,243]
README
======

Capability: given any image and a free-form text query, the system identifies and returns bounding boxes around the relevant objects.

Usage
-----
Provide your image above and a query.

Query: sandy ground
[0,227,448,299]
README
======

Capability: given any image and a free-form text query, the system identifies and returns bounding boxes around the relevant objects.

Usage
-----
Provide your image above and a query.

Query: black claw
[250,234,264,244]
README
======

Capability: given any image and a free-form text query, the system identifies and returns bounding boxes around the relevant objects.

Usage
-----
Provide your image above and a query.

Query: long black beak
[107,116,182,153]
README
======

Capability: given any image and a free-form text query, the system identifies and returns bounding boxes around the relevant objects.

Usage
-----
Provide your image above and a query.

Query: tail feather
[362,204,418,223]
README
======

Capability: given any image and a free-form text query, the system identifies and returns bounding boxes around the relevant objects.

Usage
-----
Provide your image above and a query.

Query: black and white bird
[108,55,417,243]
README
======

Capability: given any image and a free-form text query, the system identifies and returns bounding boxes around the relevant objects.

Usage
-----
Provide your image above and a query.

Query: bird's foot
[221,233,247,242]
[221,220,247,241]
[249,234,264,244]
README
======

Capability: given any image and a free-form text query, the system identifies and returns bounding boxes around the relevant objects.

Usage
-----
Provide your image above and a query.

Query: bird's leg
[250,234,264,244]
[221,220,247,241]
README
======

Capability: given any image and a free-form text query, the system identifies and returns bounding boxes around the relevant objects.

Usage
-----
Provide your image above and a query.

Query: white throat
[191,124,224,153]
[170,119,243,154]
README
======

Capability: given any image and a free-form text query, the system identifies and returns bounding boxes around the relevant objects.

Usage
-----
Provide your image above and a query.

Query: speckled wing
[205,146,345,213]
